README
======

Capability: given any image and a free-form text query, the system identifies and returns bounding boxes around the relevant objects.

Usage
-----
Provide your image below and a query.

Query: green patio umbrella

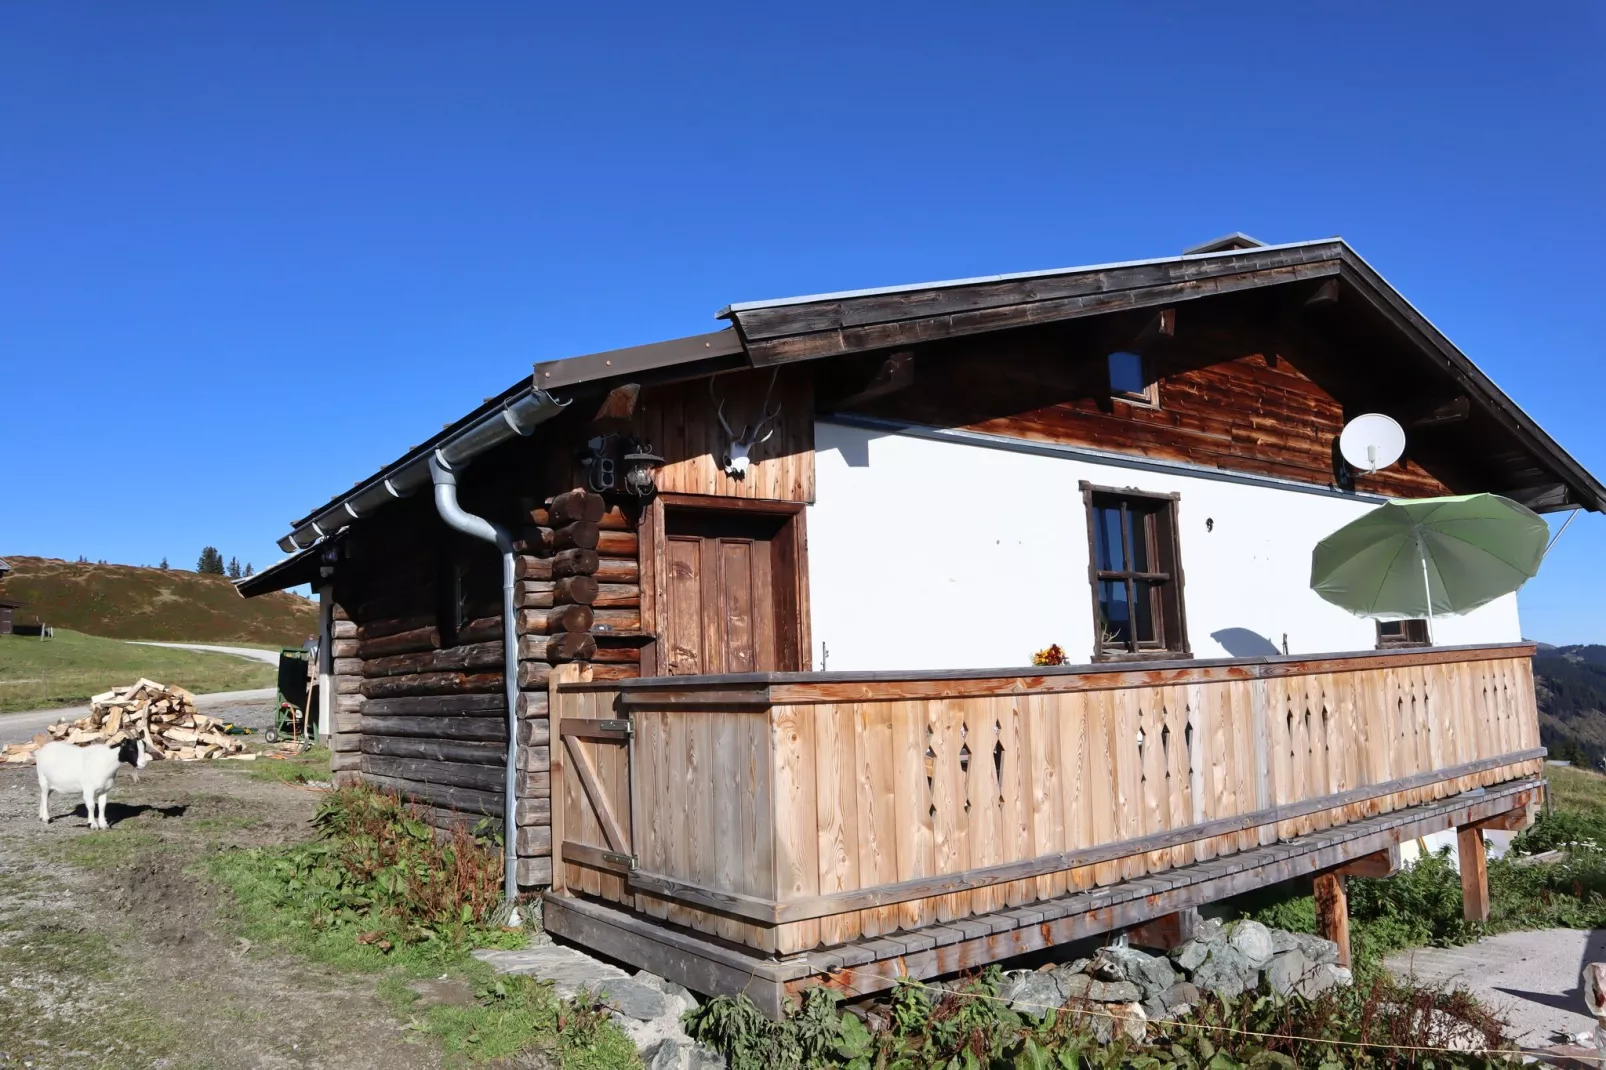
[1310,494,1550,631]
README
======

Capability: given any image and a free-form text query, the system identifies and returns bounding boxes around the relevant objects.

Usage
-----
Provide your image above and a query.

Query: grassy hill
[0,555,316,646]
[0,630,275,712]
[1534,644,1606,767]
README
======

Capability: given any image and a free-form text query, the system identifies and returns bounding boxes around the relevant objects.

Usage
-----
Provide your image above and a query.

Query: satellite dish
[1338,413,1406,474]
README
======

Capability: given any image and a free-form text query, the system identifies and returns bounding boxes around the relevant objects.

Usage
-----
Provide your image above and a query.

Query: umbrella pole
[1420,547,1434,645]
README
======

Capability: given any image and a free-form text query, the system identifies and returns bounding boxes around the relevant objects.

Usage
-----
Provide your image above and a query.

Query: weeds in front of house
[208,783,638,1066]
[1242,772,1606,976]
[684,967,1519,1070]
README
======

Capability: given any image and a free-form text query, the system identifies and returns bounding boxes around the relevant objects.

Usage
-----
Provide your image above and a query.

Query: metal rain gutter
[277,388,567,553]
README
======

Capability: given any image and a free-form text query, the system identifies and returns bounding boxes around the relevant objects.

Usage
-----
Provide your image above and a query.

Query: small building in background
[0,558,18,635]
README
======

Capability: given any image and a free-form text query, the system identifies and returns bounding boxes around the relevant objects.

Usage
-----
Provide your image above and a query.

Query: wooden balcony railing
[548,643,1543,956]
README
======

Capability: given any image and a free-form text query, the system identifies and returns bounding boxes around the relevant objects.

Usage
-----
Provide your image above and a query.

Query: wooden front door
[657,504,807,675]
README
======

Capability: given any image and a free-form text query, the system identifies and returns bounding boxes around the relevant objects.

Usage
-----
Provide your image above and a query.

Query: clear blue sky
[3,5,1602,641]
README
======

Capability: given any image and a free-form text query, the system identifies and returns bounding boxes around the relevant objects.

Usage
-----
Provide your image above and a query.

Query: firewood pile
[1,678,255,764]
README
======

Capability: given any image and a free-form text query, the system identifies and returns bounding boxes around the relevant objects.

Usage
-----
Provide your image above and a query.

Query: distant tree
[244,562,255,577]
[76,555,88,564]
[196,547,225,574]
[227,556,242,579]
[159,557,169,570]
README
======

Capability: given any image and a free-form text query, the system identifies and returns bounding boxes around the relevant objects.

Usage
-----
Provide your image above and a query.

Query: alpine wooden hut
[238,235,1602,1014]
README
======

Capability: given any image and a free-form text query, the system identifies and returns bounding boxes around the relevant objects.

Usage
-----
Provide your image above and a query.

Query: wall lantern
[580,434,663,498]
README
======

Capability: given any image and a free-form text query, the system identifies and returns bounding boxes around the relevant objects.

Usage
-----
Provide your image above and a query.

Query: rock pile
[997,920,1352,1041]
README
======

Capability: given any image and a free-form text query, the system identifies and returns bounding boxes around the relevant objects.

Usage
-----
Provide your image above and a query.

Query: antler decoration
[710,369,781,479]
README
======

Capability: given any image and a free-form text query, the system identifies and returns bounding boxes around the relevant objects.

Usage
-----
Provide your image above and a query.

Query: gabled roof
[269,237,1604,562]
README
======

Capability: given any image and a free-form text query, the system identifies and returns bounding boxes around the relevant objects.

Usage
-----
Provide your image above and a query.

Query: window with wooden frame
[1107,350,1158,407]
[1376,619,1430,648]
[1081,483,1189,661]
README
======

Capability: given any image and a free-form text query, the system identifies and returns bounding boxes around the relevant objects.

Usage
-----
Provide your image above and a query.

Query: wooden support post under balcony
[1314,872,1351,968]
[1458,826,1490,922]
[1127,908,1200,951]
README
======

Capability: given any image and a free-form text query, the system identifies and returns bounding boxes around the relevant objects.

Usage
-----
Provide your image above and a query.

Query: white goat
[37,737,149,829]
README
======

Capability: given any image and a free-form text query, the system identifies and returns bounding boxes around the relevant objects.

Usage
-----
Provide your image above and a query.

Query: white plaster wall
[808,420,1523,672]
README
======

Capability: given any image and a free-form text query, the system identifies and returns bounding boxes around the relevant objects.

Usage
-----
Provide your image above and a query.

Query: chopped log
[361,715,508,742]
[360,735,508,766]
[516,857,553,887]
[332,657,364,676]
[357,626,441,660]
[515,548,600,581]
[518,719,550,746]
[515,523,600,555]
[517,576,599,608]
[519,633,598,663]
[517,661,553,689]
[331,619,358,639]
[545,490,606,526]
[330,749,362,772]
[517,605,594,635]
[589,608,641,634]
[515,692,549,719]
[595,530,637,556]
[330,638,360,658]
[530,503,632,531]
[589,645,642,664]
[517,744,551,772]
[360,672,504,699]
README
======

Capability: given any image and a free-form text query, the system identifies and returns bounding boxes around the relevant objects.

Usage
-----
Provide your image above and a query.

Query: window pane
[1098,580,1132,647]
[1129,509,1151,573]
[1094,506,1125,571]
[1134,581,1160,644]
[1108,351,1146,396]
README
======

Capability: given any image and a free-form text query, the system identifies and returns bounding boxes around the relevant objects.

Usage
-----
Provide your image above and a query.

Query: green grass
[205,787,641,1067]
[236,743,335,784]
[53,828,164,870]
[0,628,275,712]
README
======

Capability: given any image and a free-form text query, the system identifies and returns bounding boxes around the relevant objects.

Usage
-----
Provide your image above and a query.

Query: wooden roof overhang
[708,239,1605,513]
[271,239,1600,566]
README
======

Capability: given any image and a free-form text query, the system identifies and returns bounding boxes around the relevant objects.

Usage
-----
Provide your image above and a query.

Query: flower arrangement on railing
[1032,644,1067,666]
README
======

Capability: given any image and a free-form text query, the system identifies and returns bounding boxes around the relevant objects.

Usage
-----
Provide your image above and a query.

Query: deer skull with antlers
[711,372,780,479]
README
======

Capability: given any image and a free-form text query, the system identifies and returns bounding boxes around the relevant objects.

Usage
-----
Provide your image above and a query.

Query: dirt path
[0,758,443,1070]
[125,643,284,666]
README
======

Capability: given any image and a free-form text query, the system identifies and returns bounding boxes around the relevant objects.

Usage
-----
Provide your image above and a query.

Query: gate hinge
[601,850,637,870]
[597,718,633,736]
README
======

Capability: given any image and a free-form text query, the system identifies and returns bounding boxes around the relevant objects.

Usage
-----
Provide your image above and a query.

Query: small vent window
[1108,351,1157,406]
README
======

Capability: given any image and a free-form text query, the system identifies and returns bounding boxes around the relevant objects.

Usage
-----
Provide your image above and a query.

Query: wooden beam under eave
[591,383,642,430]
[821,351,915,410]
[1303,278,1341,308]
[1411,395,1471,429]
[1505,482,1571,511]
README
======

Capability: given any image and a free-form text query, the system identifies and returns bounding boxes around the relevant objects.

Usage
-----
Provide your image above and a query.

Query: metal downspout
[428,451,522,921]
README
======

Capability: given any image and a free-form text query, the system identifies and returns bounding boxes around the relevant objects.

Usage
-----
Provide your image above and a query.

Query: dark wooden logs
[545,489,606,526]
[357,612,437,642]
[519,633,597,662]
[357,626,441,660]
[530,503,632,531]
[360,735,507,766]
[589,645,642,664]
[361,672,503,699]
[516,549,599,581]
[362,641,503,678]
[361,693,503,715]
[593,557,639,583]
[362,755,506,793]
[515,523,599,554]
[457,615,505,644]
[518,577,598,608]
[355,588,434,623]
[360,770,501,817]
[518,605,595,635]
[362,715,508,742]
